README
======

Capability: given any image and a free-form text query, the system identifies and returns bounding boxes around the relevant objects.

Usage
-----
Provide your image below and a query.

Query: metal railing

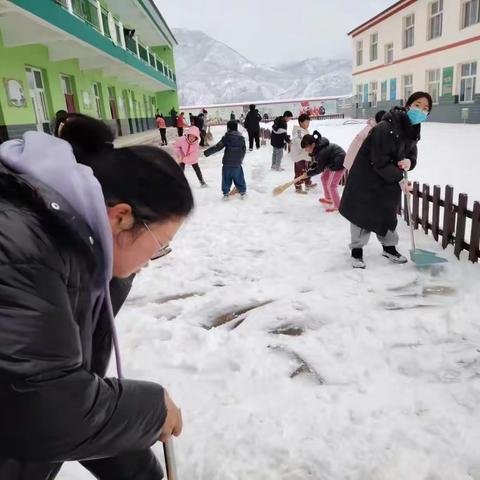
[52,0,176,85]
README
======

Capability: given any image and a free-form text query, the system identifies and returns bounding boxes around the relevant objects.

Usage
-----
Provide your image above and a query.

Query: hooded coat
[173,126,201,165]
[0,133,166,478]
[339,107,419,236]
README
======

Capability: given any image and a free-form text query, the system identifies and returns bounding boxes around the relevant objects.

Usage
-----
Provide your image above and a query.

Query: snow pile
[62,121,480,479]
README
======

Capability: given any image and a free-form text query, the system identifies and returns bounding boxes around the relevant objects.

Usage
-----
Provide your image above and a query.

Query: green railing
[52,0,176,86]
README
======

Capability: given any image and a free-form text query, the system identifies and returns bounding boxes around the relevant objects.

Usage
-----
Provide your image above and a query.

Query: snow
[61,120,480,479]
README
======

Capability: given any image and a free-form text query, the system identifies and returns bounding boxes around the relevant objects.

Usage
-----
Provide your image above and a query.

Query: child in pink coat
[173,126,207,187]
[344,110,386,171]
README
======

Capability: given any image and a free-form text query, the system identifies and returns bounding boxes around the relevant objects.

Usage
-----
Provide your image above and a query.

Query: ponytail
[300,130,322,149]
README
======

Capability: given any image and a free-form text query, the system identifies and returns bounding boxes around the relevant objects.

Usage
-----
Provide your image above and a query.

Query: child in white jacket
[290,114,316,193]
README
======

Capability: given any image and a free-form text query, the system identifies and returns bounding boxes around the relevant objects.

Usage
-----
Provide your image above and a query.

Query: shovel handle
[403,171,416,252]
[163,440,178,480]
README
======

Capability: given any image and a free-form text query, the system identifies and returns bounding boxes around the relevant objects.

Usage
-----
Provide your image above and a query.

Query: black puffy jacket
[204,130,246,166]
[243,110,261,132]
[306,137,346,175]
[0,164,166,469]
[270,116,291,148]
[339,107,419,236]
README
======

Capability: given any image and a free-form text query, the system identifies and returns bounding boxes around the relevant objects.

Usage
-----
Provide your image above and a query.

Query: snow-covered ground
[62,120,480,479]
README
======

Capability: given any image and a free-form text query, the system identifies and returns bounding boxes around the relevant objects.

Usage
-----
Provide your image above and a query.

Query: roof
[146,0,177,45]
[347,0,415,37]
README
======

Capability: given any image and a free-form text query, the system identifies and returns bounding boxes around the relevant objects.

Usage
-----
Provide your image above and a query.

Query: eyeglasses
[143,222,172,260]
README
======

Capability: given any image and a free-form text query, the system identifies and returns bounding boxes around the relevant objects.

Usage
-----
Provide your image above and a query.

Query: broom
[272,174,309,196]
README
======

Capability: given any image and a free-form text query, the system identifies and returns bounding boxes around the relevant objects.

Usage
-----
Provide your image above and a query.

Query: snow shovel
[163,440,178,480]
[404,171,447,267]
[272,174,308,196]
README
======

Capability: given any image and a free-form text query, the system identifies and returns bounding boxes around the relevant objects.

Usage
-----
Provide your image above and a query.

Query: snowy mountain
[173,28,352,106]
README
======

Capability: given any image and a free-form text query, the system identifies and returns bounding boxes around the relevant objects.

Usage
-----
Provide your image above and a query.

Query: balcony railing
[53,0,176,85]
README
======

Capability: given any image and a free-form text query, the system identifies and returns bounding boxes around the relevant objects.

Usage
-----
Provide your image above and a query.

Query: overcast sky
[158,0,394,65]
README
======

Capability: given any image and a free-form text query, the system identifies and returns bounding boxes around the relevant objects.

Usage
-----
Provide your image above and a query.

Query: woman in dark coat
[0,114,193,479]
[339,92,433,269]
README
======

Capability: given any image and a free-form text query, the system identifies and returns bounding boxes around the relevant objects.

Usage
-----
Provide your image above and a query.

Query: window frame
[427,0,444,41]
[462,0,480,28]
[402,74,414,102]
[403,13,415,49]
[370,32,378,61]
[356,40,363,66]
[459,61,477,103]
[384,43,394,64]
[426,69,441,104]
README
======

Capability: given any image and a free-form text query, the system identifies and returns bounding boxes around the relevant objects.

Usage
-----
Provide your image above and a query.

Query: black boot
[351,248,366,269]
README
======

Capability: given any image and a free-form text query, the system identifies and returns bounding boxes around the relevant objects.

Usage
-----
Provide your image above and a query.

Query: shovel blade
[410,248,448,267]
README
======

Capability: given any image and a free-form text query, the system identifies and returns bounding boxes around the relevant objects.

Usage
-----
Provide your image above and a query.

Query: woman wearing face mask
[0,114,193,479]
[339,92,433,269]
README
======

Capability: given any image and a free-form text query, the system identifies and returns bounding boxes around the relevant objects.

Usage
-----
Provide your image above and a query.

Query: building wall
[0,32,178,140]
[350,0,480,123]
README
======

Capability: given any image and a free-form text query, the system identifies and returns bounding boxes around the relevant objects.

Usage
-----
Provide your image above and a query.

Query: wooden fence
[402,182,480,263]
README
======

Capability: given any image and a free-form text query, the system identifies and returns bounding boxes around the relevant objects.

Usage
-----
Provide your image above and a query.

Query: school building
[349,0,480,123]
[0,0,179,141]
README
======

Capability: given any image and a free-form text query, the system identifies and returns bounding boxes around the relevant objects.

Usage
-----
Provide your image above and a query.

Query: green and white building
[0,0,179,141]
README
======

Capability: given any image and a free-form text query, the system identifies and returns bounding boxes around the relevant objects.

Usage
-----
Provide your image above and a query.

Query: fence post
[422,184,430,234]
[469,201,480,263]
[454,193,468,259]
[442,185,455,249]
[432,185,441,241]
[412,181,420,229]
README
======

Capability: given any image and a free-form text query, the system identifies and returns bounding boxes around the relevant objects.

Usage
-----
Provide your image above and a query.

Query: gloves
[399,179,412,193]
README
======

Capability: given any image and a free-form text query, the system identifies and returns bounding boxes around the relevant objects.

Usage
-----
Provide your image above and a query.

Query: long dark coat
[339,108,419,236]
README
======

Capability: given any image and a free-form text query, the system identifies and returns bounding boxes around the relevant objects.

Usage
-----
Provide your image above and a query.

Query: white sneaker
[382,247,408,264]
[352,257,366,269]
[222,195,229,201]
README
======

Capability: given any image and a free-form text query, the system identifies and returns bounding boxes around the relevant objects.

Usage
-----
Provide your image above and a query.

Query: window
[385,43,394,64]
[381,81,388,101]
[460,62,477,102]
[462,0,480,28]
[369,81,378,107]
[428,0,443,40]
[426,69,441,104]
[370,33,378,61]
[60,74,73,95]
[92,82,104,118]
[356,40,363,66]
[356,84,363,104]
[25,67,50,124]
[403,14,415,48]
[402,74,413,101]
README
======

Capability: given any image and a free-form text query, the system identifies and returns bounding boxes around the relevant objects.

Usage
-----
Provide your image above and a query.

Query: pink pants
[320,168,345,208]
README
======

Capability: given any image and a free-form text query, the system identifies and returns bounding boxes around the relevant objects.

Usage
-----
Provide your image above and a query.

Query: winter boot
[296,188,307,195]
[222,195,229,201]
[382,246,408,264]
[325,207,339,213]
[240,192,247,200]
[319,198,333,205]
[201,182,208,188]
[351,248,366,269]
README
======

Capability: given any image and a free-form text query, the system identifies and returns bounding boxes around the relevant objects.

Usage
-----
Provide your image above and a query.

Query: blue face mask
[407,107,429,125]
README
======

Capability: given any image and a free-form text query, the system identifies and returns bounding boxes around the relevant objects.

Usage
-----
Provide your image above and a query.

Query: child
[176,112,188,137]
[271,110,293,171]
[174,126,207,187]
[290,113,316,194]
[204,120,246,200]
[301,130,346,212]
[156,114,168,146]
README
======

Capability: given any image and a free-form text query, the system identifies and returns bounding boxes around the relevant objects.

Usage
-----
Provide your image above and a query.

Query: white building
[349,0,480,123]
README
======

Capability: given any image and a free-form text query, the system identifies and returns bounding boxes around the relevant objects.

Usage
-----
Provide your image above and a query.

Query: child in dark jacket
[204,120,247,199]
[301,130,346,212]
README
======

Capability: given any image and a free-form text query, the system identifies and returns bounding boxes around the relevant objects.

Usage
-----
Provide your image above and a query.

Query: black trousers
[0,449,163,480]
[247,130,260,149]
[159,128,167,145]
[180,162,205,184]
[177,127,183,137]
